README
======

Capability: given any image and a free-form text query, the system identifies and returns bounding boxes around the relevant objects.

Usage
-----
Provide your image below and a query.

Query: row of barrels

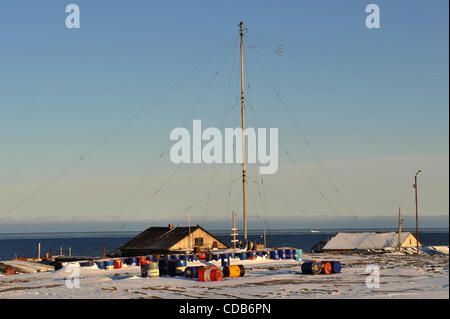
[139,259,246,282]
[301,261,341,275]
[78,248,303,271]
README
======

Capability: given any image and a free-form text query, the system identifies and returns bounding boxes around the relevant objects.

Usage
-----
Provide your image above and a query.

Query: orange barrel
[321,261,332,275]
[237,265,245,277]
[222,265,241,278]
[198,267,223,282]
[138,256,147,266]
[113,259,123,269]
[148,261,159,277]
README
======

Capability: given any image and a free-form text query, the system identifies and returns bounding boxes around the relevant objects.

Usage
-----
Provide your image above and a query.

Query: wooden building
[109,224,229,257]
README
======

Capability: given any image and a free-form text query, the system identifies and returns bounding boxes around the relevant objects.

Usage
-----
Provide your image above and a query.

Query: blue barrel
[247,252,257,260]
[294,249,302,262]
[301,262,321,275]
[185,266,200,279]
[170,255,179,261]
[189,255,196,262]
[278,249,286,259]
[256,251,263,257]
[158,259,168,276]
[221,257,231,267]
[181,255,188,262]
[330,261,341,273]
[239,252,247,260]
[163,255,170,261]
[146,255,153,262]
[96,261,106,269]
[105,260,114,270]
[230,252,236,259]
[167,260,177,277]
[270,250,279,260]
[213,254,220,261]
[220,253,229,259]
[126,257,137,266]
[80,261,93,267]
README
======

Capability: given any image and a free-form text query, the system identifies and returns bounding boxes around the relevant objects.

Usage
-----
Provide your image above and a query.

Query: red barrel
[113,259,123,269]
[198,267,223,282]
[198,254,207,260]
[138,256,147,266]
[321,261,332,275]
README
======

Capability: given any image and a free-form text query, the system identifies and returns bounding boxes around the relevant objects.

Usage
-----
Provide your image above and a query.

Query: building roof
[119,225,228,250]
[322,232,414,250]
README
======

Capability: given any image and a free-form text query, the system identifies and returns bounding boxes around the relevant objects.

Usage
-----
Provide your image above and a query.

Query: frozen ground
[0,253,448,299]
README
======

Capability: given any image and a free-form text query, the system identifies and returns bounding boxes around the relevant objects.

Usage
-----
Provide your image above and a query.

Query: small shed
[109,224,229,257]
[312,232,422,254]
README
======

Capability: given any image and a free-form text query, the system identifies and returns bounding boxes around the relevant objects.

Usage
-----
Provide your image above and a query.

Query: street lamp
[413,170,421,254]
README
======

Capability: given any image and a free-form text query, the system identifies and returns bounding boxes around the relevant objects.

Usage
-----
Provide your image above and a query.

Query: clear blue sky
[0,1,448,232]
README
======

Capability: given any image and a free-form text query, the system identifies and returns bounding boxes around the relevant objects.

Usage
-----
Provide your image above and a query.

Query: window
[194,237,204,246]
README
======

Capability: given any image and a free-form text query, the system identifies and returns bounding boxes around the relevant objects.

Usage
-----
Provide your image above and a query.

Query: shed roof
[322,232,414,250]
[119,225,228,250]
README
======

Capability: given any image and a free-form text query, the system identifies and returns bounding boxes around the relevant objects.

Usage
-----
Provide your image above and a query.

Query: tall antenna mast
[239,21,248,240]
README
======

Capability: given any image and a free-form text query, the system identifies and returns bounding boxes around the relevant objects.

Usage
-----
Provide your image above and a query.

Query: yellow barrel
[223,265,241,278]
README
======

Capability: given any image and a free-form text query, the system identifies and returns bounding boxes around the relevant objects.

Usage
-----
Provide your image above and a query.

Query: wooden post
[397,206,402,251]
[103,245,106,258]
[38,242,41,260]
[414,170,421,254]
[239,21,247,240]
[188,210,192,251]
[60,247,62,256]
[69,247,71,257]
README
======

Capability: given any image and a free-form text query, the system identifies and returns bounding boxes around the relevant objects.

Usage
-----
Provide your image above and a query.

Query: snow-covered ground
[0,253,448,299]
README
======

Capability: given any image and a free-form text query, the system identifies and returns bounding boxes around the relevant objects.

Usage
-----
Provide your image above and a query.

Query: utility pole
[414,170,421,254]
[188,209,192,251]
[239,21,247,240]
[231,211,239,249]
[397,206,402,251]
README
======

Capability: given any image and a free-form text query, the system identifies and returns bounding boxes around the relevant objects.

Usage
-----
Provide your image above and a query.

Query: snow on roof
[323,232,413,250]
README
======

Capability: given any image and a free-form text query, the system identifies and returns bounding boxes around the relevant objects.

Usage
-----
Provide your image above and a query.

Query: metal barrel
[320,261,332,274]
[138,256,146,266]
[167,260,177,277]
[126,257,137,266]
[294,249,302,262]
[239,252,247,260]
[148,261,159,277]
[158,259,168,276]
[301,261,321,275]
[278,249,286,259]
[198,268,223,282]
[205,253,213,262]
[96,261,106,269]
[330,261,341,273]
[105,260,114,270]
[213,254,220,261]
[247,252,257,260]
[80,261,93,267]
[256,251,263,257]
[146,255,153,262]
[222,265,241,278]
[237,264,245,277]
[270,250,279,260]
[221,256,231,267]
[113,259,122,269]
[141,261,148,277]
[184,266,199,279]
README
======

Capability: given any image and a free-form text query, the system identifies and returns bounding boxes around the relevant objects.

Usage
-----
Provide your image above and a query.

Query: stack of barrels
[301,260,341,275]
